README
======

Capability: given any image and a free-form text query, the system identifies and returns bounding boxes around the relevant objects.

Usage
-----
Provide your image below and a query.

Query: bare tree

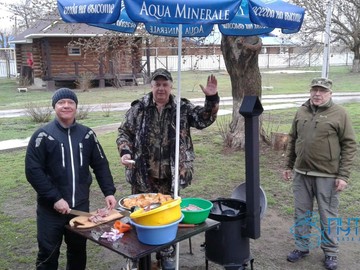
[221,36,263,149]
[292,0,360,72]
[0,0,57,33]
[68,31,144,87]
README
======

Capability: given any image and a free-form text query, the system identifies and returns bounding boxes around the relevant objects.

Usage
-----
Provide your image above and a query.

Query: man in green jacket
[283,78,357,270]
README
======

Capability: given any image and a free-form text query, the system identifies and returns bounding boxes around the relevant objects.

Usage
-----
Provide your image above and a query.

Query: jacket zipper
[61,143,65,168]
[67,129,76,207]
[158,109,164,178]
[79,143,83,167]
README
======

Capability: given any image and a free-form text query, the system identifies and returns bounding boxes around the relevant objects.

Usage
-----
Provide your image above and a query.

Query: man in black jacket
[25,88,117,270]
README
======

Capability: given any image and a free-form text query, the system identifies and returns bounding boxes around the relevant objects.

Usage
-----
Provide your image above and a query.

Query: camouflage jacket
[117,92,219,193]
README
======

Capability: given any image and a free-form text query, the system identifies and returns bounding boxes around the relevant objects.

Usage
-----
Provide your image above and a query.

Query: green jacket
[117,92,219,193]
[286,98,357,182]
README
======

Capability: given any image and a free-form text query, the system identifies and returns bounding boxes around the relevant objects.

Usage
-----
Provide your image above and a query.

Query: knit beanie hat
[52,88,78,108]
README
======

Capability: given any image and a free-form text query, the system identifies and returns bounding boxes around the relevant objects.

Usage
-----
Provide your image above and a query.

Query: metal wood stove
[204,96,264,270]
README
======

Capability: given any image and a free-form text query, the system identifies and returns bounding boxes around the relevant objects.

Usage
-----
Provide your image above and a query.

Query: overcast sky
[0,0,20,31]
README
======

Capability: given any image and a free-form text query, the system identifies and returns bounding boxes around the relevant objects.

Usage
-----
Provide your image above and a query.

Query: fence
[144,52,354,72]
[0,59,17,78]
[1,51,354,78]
[0,48,17,78]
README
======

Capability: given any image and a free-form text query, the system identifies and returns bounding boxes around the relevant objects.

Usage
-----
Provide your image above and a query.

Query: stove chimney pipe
[239,96,263,239]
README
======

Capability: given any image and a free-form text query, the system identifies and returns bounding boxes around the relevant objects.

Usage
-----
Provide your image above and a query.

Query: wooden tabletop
[66,218,220,261]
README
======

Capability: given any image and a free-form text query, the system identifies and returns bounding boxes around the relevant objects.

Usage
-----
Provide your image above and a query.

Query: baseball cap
[310,78,332,90]
[151,68,173,82]
[52,88,78,108]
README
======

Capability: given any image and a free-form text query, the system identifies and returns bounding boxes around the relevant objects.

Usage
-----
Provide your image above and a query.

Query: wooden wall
[16,36,143,84]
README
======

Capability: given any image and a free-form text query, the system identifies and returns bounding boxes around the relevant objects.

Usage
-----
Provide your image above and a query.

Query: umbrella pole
[174,24,182,200]
[174,23,182,270]
[322,0,334,78]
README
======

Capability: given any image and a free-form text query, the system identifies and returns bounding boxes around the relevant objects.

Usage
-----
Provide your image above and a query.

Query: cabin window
[68,47,81,56]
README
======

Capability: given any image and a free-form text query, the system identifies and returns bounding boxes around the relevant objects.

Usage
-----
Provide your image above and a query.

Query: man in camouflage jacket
[116,68,219,195]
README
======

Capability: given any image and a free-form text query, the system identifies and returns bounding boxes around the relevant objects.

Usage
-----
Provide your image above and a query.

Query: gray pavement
[1,93,360,151]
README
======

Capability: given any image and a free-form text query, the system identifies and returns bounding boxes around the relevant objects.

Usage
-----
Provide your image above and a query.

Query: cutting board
[69,209,123,228]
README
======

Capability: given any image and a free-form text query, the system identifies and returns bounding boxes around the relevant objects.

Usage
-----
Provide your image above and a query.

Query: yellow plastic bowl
[130,198,182,226]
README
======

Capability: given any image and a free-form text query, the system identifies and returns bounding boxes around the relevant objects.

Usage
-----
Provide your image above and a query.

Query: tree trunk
[351,44,360,73]
[352,59,360,73]
[271,132,289,151]
[221,36,263,149]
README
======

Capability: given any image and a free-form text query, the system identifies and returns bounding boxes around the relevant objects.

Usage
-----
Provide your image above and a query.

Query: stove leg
[249,258,254,270]
[138,255,151,270]
[188,238,193,255]
[205,259,209,270]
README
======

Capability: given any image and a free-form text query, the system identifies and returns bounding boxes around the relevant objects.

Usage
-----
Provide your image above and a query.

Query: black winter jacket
[25,119,115,208]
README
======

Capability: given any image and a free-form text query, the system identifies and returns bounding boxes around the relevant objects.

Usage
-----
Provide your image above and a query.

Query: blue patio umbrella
[57,1,305,268]
[57,0,305,199]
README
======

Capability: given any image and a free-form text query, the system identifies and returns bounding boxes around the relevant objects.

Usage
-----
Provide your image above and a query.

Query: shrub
[75,72,94,91]
[25,102,52,123]
[76,105,91,120]
[216,114,231,141]
[101,103,112,117]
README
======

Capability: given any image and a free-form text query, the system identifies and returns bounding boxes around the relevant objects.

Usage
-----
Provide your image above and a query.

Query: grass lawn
[0,65,359,111]
[0,66,359,269]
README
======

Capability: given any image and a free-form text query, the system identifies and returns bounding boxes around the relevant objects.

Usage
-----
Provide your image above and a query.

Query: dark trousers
[36,203,88,270]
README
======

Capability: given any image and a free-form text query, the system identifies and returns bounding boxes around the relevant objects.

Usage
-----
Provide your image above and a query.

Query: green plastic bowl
[180,198,213,224]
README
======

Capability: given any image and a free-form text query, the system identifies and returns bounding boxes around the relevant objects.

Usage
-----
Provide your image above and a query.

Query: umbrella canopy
[57,0,305,198]
[58,0,305,36]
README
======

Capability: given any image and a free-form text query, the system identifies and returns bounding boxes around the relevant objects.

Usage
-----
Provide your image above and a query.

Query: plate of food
[118,193,173,211]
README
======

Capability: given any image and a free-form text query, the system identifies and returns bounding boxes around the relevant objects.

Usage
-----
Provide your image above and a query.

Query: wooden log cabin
[11,19,144,90]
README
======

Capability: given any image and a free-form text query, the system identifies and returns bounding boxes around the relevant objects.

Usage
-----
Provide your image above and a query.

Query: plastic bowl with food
[118,193,172,211]
[180,197,213,224]
[130,198,182,226]
[130,214,184,245]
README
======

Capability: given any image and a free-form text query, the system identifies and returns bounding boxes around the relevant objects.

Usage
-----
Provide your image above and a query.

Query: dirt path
[93,123,122,135]
[175,208,360,270]
[4,190,360,269]
[93,207,360,270]
[248,209,360,270]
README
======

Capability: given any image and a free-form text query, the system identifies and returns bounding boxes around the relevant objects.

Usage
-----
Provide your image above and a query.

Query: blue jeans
[36,203,88,270]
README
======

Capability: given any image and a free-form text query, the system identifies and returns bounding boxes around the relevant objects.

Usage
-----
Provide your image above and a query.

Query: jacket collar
[54,118,77,131]
[140,92,177,109]
[303,98,334,110]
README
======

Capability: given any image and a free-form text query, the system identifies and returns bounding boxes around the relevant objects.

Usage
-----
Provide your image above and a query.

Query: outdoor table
[66,218,219,270]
